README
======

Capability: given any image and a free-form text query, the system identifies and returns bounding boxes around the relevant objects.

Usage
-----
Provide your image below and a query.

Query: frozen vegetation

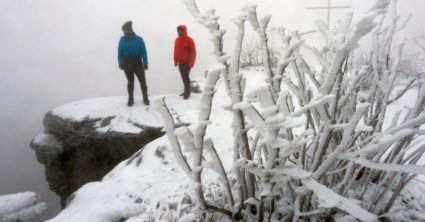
[155,0,425,220]
[41,0,425,221]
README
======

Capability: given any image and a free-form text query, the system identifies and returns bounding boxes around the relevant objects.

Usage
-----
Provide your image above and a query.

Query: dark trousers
[123,57,148,101]
[178,63,191,95]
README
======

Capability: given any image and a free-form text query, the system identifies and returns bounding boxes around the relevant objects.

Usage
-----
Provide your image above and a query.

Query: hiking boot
[179,92,185,96]
[143,98,150,105]
[183,92,190,100]
[127,97,134,107]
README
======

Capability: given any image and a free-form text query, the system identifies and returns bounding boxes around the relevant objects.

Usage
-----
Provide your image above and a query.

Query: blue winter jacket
[118,33,148,66]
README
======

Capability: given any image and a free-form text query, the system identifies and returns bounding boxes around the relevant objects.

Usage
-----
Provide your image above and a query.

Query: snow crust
[0,192,47,221]
[32,132,63,150]
[51,96,164,134]
[48,137,197,222]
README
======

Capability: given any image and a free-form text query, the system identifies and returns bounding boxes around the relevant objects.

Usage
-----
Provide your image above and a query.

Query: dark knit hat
[122,21,133,31]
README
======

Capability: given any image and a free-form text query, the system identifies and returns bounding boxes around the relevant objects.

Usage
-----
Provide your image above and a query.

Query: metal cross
[307,0,351,29]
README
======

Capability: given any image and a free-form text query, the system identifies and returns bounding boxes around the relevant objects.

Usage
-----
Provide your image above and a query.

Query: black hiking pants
[123,56,148,101]
[178,63,191,96]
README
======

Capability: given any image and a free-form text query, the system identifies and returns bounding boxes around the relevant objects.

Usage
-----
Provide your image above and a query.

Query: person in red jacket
[174,25,196,99]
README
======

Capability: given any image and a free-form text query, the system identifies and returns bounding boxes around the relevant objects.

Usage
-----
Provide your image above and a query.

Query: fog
[0,0,423,220]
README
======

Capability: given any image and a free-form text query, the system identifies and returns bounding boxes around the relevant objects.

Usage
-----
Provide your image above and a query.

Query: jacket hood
[122,21,133,32]
[178,25,188,37]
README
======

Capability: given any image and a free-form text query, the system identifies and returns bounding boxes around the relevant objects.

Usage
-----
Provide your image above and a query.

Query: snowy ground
[0,192,47,221]
[42,67,425,221]
[51,96,164,134]
[43,68,265,221]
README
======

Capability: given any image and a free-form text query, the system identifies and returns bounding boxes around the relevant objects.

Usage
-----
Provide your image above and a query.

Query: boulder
[30,97,165,206]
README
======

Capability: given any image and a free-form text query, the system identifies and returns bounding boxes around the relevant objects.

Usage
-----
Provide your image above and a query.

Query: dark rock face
[31,112,164,207]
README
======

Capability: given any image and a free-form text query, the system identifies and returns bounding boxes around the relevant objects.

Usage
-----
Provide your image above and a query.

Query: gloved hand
[119,65,124,70]
[144,65,148,71]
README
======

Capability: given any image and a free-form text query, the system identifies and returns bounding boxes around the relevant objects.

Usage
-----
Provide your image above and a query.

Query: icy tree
[0,192,47,222]
[156,0,425,221]
[240,40,280,68]
[408,33,425,84]
[240,41,280,68]
[240,41,262,67]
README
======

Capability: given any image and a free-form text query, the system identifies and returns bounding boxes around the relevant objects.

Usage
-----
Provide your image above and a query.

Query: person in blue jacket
[118,21,150,106]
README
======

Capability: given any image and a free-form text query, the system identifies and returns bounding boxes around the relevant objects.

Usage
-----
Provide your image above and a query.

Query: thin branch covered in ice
[320,11,381,94]
[183,0,202,19]
[302,178,378,222]
[204,138,235,207]
[184,0,257,205]
[153,97,192,177]
[243,4,275,89]
[346,157,425,175]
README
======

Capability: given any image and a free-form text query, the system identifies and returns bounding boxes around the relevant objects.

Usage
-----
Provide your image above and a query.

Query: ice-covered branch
[192,64,223,209]
[270,167,378,221]
[314,103,370,179]
[174,127,195,153]
[233,102,266,131]
[290,94,336,117]
[184,0,257,203]
[204,138,235,207]
[345,157,425,175]
[230,14,247,76]
[346,129,415,158]
[302,178,378,222]
[320,4,389,94]
[183,0,202,20]
[276,57,296,78]
[337,65,369,109]
[153,97,192,177]
[275,37,305,90]
[243,4,274,87]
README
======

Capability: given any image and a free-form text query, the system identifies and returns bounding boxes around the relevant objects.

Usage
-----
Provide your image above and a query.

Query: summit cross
[307,0,352,29]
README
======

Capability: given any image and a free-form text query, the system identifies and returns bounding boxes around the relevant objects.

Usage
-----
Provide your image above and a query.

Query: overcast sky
[0,0,423,220]
[0,0,423,105]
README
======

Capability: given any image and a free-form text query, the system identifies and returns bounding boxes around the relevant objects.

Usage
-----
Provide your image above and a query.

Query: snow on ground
[46,68,425,221]
[47,94,207,221]
[51,96,164,134]
[47,136,198,221]
[46,68,267,221]
[0,192,47,221]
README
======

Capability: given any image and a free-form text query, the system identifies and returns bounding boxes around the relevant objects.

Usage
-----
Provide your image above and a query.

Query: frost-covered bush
[155,0,425,221]
[240,41,261,67]
[240,40,280,68]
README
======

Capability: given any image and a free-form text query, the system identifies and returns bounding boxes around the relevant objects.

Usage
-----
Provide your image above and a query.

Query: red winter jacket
[174,25,196,67]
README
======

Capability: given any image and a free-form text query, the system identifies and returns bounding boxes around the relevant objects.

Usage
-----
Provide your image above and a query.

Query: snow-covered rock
[30,96,166,205]
[0,192,47,222]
